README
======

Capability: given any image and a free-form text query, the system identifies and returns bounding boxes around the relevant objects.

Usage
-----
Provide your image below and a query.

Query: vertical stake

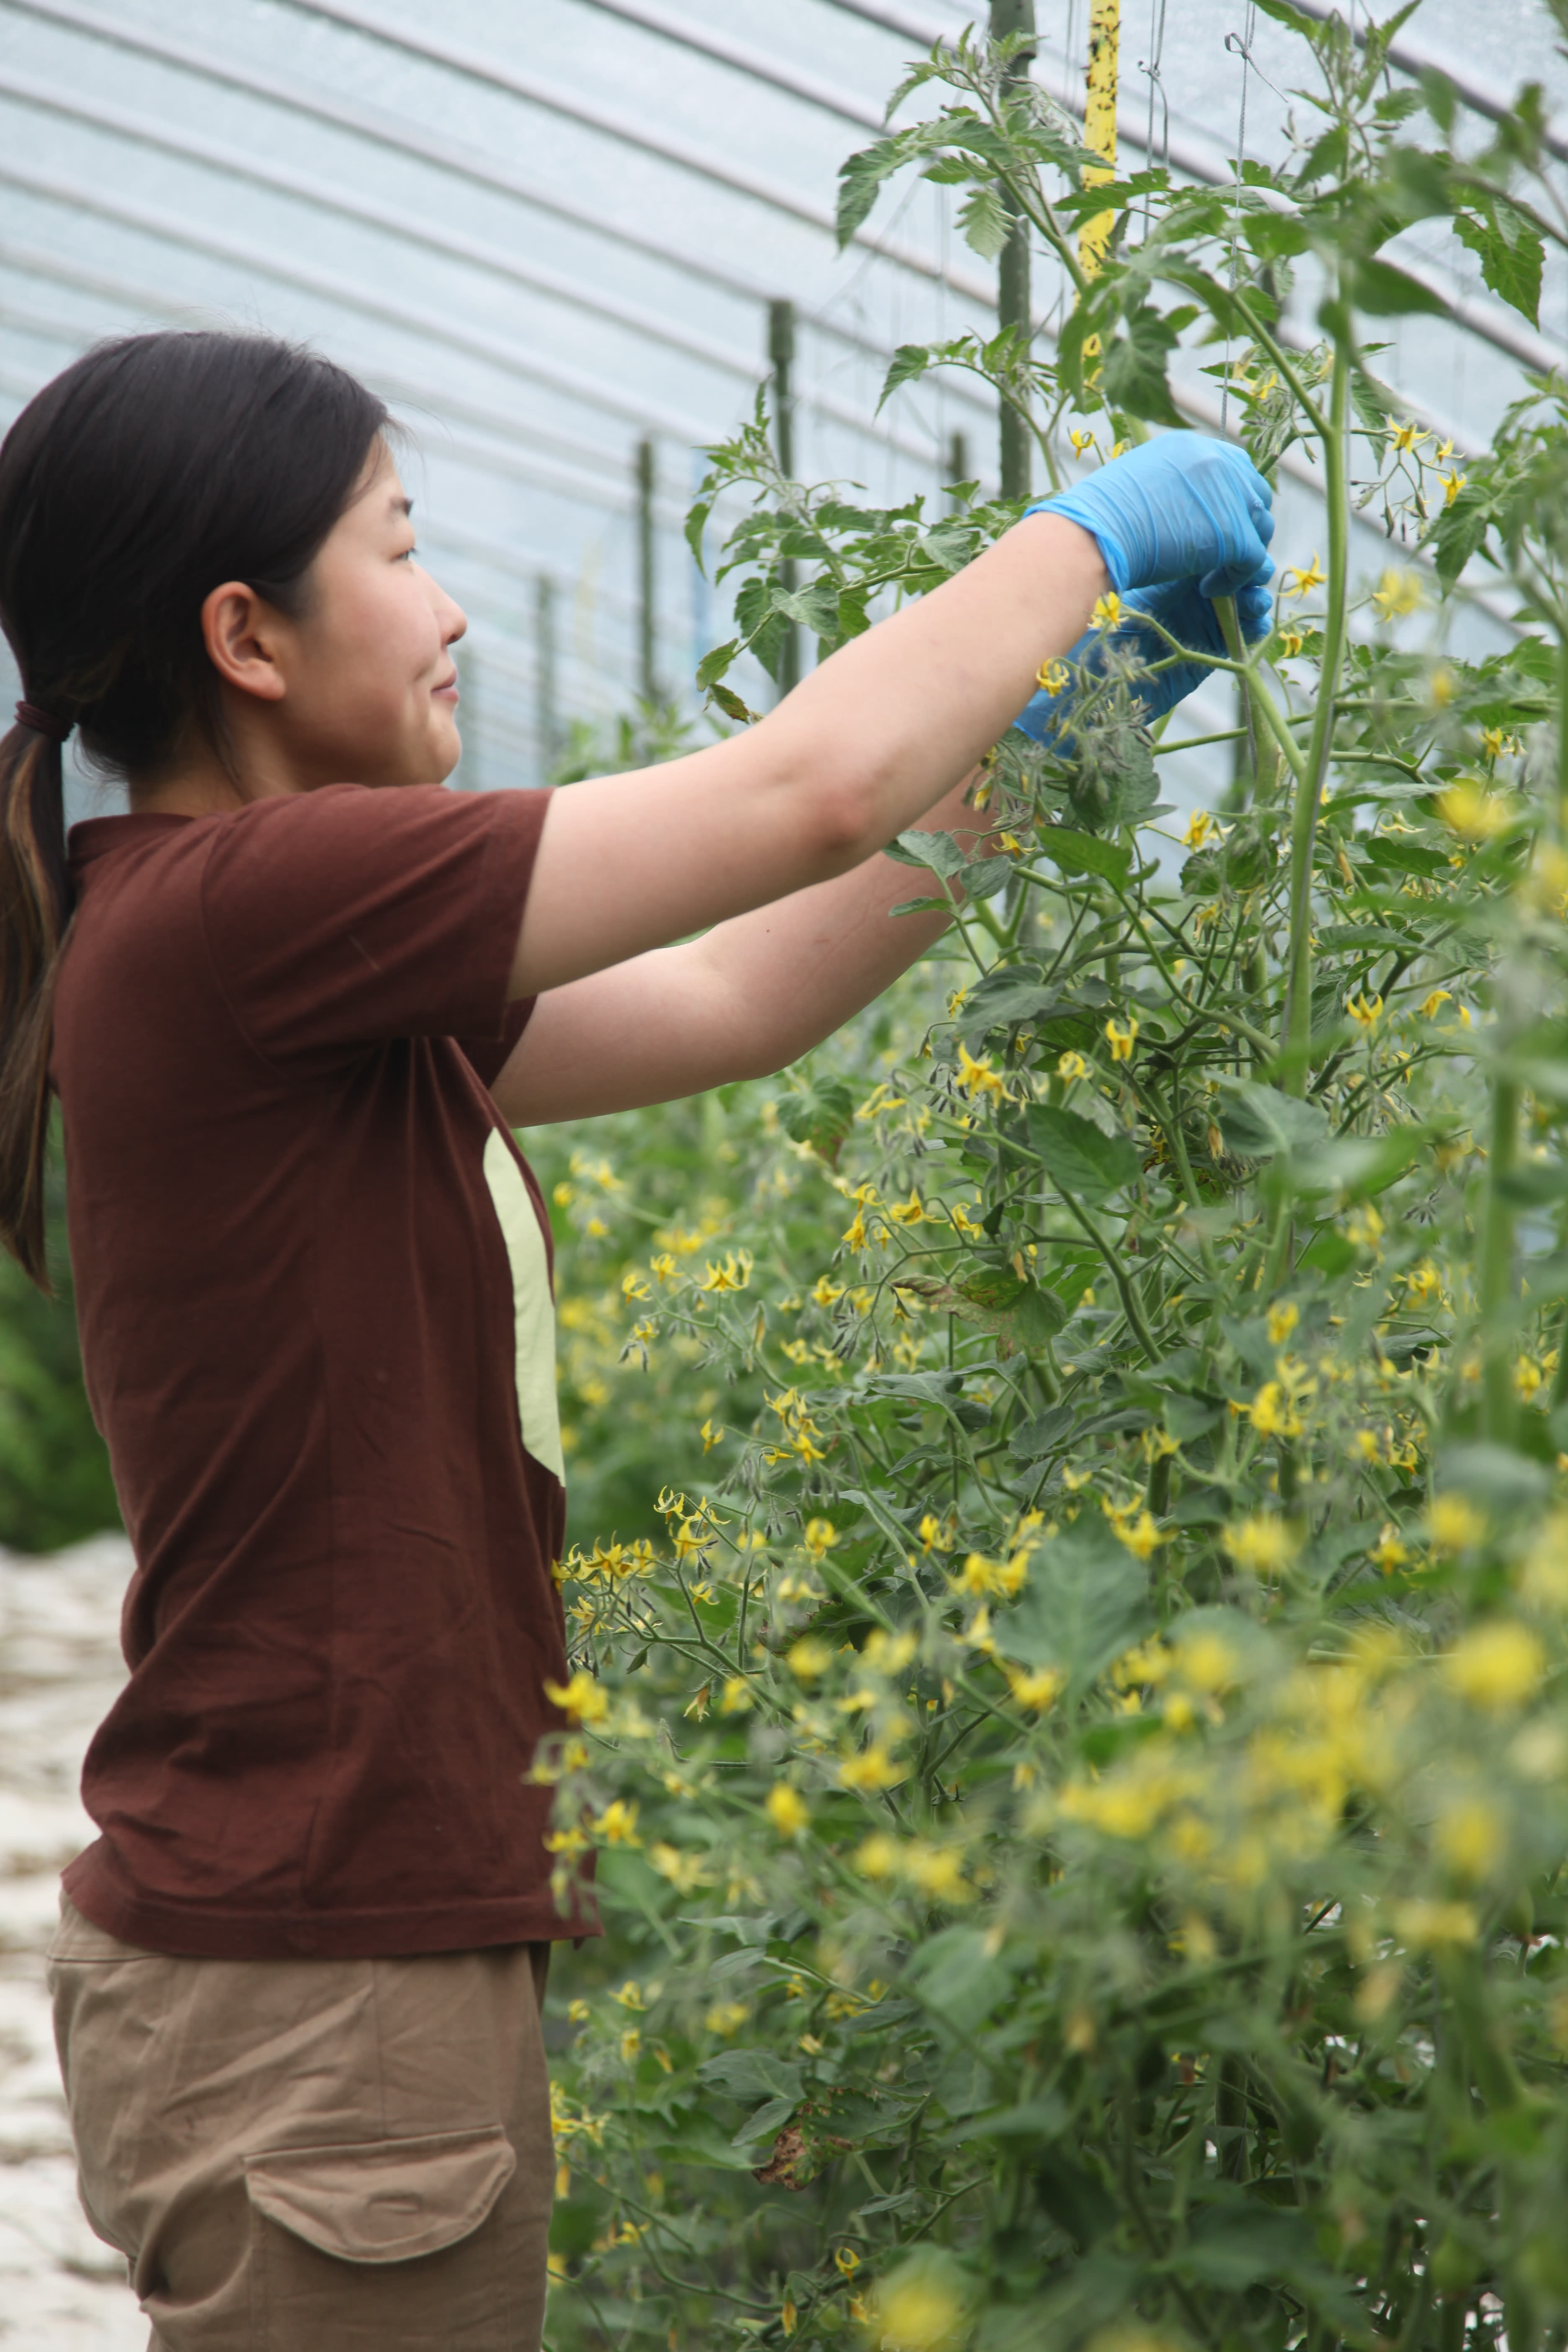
[989,0,1036,500]
[946,428,971,498]
[636,436,658,706]
[768,298,800,697]
[535,575,558,784]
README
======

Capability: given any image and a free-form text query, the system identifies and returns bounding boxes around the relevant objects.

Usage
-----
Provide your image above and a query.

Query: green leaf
[1026,1106,1141,1201]
[1101,306,1185,430]
[877,341,937,411]
[707,681,760,725]
[1037,828,1132,885]
[694,640,739,692]
[1003,1516,1150,1683]
[893,1271,1067,1351]
[779,1079,856,1165]
[1455,201,1544,328]
[905,1928,1012,2032]
[1010,1403,1074,1460]
[889,829,971,878]
[1215,1079,1329,1159]
[836,137,903,247]
[696,2049,804,2104]
[958,182,1012,261]
[1345,258,1450,317]
[772,579,840,636]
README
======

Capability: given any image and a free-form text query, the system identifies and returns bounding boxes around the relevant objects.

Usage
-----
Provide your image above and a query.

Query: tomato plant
[534,13,1568,2349]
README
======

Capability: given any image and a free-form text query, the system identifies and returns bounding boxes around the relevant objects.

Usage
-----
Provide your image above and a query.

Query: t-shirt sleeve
[456,995,537,1087]
[198,784,550,1070]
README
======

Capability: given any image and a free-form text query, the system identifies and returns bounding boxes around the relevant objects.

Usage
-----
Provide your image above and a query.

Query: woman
[0,331,1271,2349]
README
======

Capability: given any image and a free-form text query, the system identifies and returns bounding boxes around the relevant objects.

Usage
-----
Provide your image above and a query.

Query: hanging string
[1219,0,1259,437]
[1139,0,1169,243]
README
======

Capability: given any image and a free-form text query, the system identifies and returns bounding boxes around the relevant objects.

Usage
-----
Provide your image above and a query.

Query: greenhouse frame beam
[0,250,672,495]
[0,69,771,392]
[282,0,998,303]
[570,0,885,129]
[0,160,727,444]
[0,288,704,533]
[0,106,966,468]
[3,0,998,385]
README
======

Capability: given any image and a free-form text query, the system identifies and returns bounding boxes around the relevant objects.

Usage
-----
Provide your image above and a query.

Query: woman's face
[238,438,469,793]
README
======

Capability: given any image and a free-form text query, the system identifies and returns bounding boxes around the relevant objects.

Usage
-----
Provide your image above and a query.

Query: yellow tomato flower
[766,1784,811,1838]
[1347,992,1383,1030]
[1443,1621,1544,1708]
[1443,469,1465,505]
[1393,1899,1477,1950]
[787,1637,834,1681]
[1371,568,1423,622]
[1282,553,1326,598]
[544,1671,608,1726]
[1386,415,1429,455]
[1224,1516,1297,1575]
[812,1275,845,1308]
[593,1801,641,1847]
[1057,1050,1089,1082]
[1105,1014,1139,1061]
[954,1042,1009,1099]
[1114,1509,1165,1561]
[1435,780,1509,840]
[1006,1662,1066,1711]
[1266,1301,1299,1346]
[1036,656,1070,696]
[838,1743,904,1792]
[1091,591,1124,630]
[1427,1494,1486,1553]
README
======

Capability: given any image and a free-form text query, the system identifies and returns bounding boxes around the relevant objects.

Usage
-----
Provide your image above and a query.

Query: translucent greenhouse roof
[1,0,1565,811]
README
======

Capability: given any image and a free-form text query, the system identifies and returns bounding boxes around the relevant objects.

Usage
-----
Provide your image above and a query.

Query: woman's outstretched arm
[491,769,995,1124]
[508,514,1103,997]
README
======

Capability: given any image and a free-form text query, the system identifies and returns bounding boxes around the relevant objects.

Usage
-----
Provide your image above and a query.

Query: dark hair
[0,331,389,1286]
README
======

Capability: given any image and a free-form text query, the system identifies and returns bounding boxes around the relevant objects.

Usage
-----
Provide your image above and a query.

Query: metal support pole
[947,428,971,496]
[989,0,1037,499]
[535,575,559,782]
[768,297,800,696]
[635,436,658,704]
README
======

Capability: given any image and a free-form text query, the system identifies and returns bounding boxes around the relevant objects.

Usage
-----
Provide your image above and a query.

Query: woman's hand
[509,435,1274,1005]
[1011,577,1273,744]
[1026,433,1275,597]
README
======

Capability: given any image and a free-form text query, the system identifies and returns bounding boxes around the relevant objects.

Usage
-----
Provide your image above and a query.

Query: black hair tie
[14,700,71,743]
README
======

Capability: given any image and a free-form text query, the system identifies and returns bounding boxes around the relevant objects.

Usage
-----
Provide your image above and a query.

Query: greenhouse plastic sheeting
[0,0,1563,807]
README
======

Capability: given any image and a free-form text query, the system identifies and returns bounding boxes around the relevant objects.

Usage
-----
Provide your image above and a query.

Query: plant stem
[1281,329,1351,1094]
[1480,1073,1520,1445]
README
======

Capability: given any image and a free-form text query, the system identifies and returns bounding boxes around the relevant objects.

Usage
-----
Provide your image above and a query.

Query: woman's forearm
[513,516,1104,997]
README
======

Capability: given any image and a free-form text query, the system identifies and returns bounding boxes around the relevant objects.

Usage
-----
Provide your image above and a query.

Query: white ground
[0,1535,146,2349]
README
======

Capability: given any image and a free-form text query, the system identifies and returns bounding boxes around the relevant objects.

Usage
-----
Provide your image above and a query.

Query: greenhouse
[3,1,1568,2347]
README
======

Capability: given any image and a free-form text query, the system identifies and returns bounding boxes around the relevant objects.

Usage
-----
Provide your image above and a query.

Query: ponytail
[0,703,72,1288]
[0,329,389,1292]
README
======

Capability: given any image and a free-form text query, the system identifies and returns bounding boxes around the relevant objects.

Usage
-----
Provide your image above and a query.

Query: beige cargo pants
[47,1898,555,2351]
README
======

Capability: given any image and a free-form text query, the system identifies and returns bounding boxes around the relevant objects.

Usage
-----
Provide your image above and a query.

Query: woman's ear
[200,581,288,704]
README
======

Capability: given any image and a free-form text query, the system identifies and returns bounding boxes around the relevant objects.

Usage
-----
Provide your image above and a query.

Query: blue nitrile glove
[1011,577,1271,745]
[1026,431,1275,597]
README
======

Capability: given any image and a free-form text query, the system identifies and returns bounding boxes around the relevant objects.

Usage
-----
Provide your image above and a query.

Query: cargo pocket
[245,2126,518,2347]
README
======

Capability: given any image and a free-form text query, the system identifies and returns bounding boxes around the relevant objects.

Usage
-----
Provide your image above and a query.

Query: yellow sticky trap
[1080,0,1119,281]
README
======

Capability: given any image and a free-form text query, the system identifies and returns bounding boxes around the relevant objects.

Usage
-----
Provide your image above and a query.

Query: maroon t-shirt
[52,782,597,1959]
